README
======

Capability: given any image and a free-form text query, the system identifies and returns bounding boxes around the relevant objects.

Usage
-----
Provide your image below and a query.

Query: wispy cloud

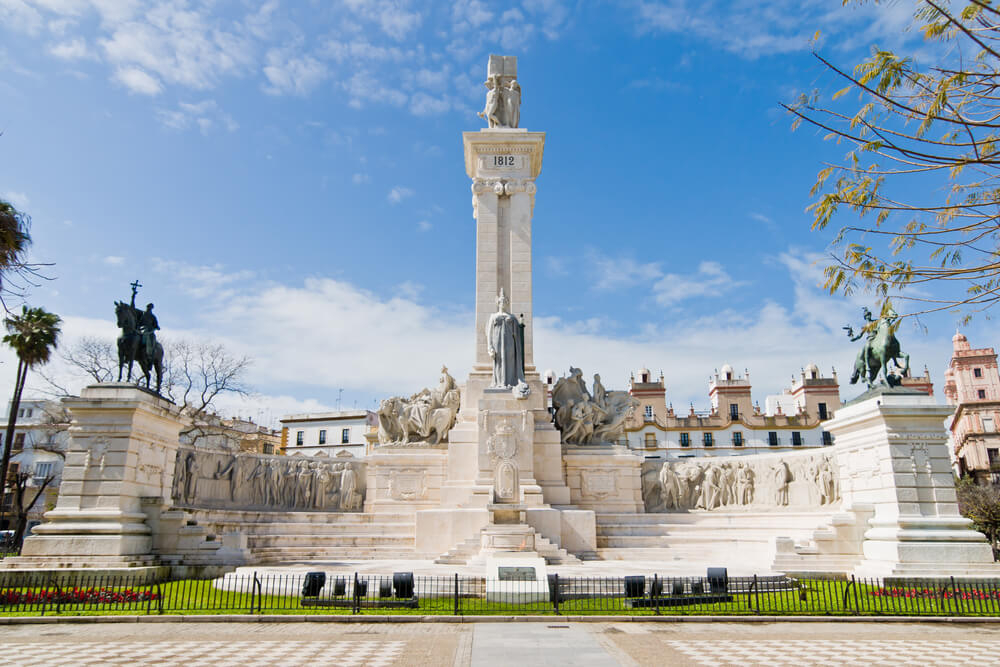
[387,186,414,204]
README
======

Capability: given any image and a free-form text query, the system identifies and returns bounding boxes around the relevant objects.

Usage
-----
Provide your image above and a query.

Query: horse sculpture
[849,307,910,387]
[115,301,164,393]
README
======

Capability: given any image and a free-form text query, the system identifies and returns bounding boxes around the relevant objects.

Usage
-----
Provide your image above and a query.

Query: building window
[989,448,1000,466]
[262,444,274,455]
[984,417,995,433]
[732,432,743,447]
[641,372,649,383]
[295,431,304,446]
[792,432,802,447]
[644,405,653,420]
[768,431,778,447]
[679,432,690,448]
[12,433,25,452]
[25,409,31,418]
[729,403,739,420]
[822,431,833,446]
[975,368,983,378]
[979,389,987,399]
[342,428,350,444]
[17,409,23,418]
[318,430,327,445]
[33,462,53,482]
[703,432,714,447]
[818,403,828,420]
[644,433,657,449]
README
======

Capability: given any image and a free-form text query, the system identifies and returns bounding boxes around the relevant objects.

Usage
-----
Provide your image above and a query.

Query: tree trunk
[11,474,52,549]
[0,360,26,526]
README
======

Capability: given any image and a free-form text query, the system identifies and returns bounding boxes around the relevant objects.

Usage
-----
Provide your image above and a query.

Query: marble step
[249,534,415,548]
[596,511,836,526]
[597,535,776,548]
[237,522,415,537]
[251,547,417,563]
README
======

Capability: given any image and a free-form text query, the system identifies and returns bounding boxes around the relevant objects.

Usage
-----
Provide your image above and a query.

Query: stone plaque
[480,155,524,170]
[497,566,536,581]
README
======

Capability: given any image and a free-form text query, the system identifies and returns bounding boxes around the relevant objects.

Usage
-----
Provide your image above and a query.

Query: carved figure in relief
[773,461,791,506]
[551,367,639,444]
[213,455,240,501]
[658,463,681,510]
[736,462,754,505]
[340,463,362,510]
[181,451,199,502]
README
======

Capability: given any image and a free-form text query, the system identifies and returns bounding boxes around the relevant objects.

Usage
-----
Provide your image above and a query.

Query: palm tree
[0,200,32,300]
[0,306,61,500]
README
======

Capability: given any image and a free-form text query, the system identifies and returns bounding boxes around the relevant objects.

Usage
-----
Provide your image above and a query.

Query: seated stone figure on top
[551,367,638,445]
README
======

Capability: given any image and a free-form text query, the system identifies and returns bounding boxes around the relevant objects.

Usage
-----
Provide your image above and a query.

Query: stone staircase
[435,530,581,565]
[596,510,838,573]
[190,510,418,563]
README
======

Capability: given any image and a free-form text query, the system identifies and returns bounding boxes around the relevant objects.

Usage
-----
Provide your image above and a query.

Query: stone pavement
[1,621,999,666]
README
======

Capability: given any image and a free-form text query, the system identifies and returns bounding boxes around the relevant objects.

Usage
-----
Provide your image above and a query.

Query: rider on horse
[844,307,876,384]
[138,303,159,363]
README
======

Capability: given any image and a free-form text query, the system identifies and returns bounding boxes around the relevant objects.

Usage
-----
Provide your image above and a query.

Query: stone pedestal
[563,444,644,513]
[827,389,998,577]
[11,384,188,566]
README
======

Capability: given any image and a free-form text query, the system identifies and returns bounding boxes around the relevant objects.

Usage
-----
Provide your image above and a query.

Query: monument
[5,56,998,582]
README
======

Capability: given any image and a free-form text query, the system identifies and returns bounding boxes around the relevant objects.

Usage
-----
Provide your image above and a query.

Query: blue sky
[0,0,993,423]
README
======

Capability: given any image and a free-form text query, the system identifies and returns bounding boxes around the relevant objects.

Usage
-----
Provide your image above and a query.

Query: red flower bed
[0,587,159,606]
[868,587,1000,601]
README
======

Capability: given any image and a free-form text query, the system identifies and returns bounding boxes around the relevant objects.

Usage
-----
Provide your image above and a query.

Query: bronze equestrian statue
[844,306,910,388]
[115,280,164,393]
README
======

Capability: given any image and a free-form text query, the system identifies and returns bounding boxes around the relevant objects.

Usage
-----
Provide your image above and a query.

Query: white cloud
[49,37,95,60]
[0,0,43,35]
[750,212,778,232]
[417,220,432,232]
[343,70,408,109]
[387,186,414,204]
[157,99,238,133]
[653,261,742,306]
[352,172,370,185]
[103,255,124,265]
[113,66,162,95]
[409,91,450,116]
[589,253,662,290]
[262,48,328,96]
[344,0,422,41]
[0,190,30,209]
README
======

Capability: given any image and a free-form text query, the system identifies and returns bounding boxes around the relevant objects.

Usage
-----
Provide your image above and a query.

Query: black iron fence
[2,571,1000,617]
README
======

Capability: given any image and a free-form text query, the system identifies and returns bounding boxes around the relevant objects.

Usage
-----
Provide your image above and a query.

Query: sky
[0,0,994,426]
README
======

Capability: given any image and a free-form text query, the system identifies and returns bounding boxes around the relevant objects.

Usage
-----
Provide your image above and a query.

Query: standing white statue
[478,56,521,129]
[486,289,525,388]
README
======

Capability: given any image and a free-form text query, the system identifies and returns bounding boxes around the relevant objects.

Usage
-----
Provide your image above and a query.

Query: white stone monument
[416,55,591,564]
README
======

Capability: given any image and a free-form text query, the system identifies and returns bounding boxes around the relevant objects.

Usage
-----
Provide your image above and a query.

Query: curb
[2,614,1000,624]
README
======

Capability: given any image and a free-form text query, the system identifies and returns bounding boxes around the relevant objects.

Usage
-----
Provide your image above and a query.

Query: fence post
[249,573,257,614]
[748,574,758,614]
[952,576,964,615]
[454,573,459,616]
[552,573,560,615]
[842,576,855,615]
[652,575,659,615]
[353,572,360,615]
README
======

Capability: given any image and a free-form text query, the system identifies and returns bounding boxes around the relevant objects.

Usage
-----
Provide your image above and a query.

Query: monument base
[825,389,1000,578]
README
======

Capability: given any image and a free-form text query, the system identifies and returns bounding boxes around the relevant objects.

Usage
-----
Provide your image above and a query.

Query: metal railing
[2,572,1000,617]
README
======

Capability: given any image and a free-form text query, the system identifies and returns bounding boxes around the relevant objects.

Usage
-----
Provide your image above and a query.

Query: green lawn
[1,578,998,617]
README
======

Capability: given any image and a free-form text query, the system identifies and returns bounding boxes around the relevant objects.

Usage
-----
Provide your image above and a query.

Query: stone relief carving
[485,413,528,504]
[172,448,366,512]
[581,470,617,500]
[376,366,461,446]
[86,436,110,476]
[388,469,427,501]
[552,367,639,445]
[642,451,840,513]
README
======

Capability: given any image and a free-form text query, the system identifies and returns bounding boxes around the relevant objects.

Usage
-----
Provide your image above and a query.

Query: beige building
[624,364,842,457]
[944,332,1000,482]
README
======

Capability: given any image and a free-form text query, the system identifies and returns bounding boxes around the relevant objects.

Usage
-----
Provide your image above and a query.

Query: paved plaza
[0,621,998,666]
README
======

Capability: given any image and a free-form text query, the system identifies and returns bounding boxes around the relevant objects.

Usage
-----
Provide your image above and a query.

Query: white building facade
[280,410,377,458]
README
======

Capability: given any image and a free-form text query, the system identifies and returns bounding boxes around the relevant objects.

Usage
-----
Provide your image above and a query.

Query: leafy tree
[787,0,1000,322]
[0,198,46,308]
[956,476,1000,560]
[8,470,56,549]
[0,306,61,495]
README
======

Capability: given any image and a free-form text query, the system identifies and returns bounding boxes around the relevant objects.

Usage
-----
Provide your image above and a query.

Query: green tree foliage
[0,199,34,306]
[787,1,1000,322]
[0,306,61,499]
[956,476,1000,559]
